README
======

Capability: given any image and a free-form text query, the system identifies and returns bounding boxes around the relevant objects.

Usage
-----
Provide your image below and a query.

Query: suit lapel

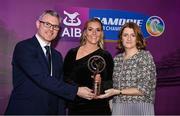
[32,36,50,74]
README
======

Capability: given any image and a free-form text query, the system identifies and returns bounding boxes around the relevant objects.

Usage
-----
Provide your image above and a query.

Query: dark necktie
[44,45,51,74]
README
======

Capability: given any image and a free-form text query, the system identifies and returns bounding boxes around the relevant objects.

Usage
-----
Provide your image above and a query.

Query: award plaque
[88,55,106,95]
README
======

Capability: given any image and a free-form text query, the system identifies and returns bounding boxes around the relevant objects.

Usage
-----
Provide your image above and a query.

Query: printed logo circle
[146,16,165,37]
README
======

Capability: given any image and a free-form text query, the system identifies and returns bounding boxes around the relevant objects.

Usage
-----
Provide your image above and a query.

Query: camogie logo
[146,16,165,37]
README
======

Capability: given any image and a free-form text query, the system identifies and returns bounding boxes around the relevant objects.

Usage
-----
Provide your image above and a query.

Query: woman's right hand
[96,88,120,99]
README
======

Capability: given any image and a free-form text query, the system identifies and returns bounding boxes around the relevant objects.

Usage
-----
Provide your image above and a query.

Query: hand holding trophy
[88,55,106,96]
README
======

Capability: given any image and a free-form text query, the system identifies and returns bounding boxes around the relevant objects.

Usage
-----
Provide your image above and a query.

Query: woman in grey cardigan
[98,22,156,115]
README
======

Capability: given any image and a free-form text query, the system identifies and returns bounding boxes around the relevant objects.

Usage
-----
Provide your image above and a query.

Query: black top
[63,47,114,115]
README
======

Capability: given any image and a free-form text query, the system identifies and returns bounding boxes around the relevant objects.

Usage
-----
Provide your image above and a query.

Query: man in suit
[5,10,95,115]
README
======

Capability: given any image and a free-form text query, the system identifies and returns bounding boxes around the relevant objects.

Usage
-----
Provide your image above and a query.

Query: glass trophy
[88,55,106,96]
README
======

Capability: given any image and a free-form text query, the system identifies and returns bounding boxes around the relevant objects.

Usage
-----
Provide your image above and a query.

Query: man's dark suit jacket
[5,36,78,115]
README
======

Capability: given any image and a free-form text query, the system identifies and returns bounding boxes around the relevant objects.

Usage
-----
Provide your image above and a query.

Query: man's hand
[77,87,95,100]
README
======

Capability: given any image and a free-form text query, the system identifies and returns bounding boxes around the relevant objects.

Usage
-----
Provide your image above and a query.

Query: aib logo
[62,10,82,38]
[63,11,81,26]
[146,16,165,37]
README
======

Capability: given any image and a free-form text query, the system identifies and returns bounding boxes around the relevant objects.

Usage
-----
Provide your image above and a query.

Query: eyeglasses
[39,20,60,31]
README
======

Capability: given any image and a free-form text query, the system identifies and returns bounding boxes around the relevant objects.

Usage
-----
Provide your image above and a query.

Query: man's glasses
[39,20,60,31]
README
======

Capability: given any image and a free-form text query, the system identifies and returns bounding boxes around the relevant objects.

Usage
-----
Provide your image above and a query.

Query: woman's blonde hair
[80,18,104,49]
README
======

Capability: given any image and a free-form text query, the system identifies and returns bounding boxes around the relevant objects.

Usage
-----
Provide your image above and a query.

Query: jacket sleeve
[136,51,156,97]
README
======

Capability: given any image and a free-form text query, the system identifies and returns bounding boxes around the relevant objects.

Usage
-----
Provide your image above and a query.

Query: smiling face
[121,27,137,50]
[36,14,60,43]
[118,22,146,51]
[84,21,103,46]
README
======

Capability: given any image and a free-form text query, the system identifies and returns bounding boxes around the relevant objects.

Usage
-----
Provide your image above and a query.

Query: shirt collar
[35,34,51,48]
[36,34,52,55]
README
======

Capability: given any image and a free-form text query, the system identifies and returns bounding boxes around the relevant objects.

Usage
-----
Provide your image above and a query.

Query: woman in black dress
[63,18,114,115]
